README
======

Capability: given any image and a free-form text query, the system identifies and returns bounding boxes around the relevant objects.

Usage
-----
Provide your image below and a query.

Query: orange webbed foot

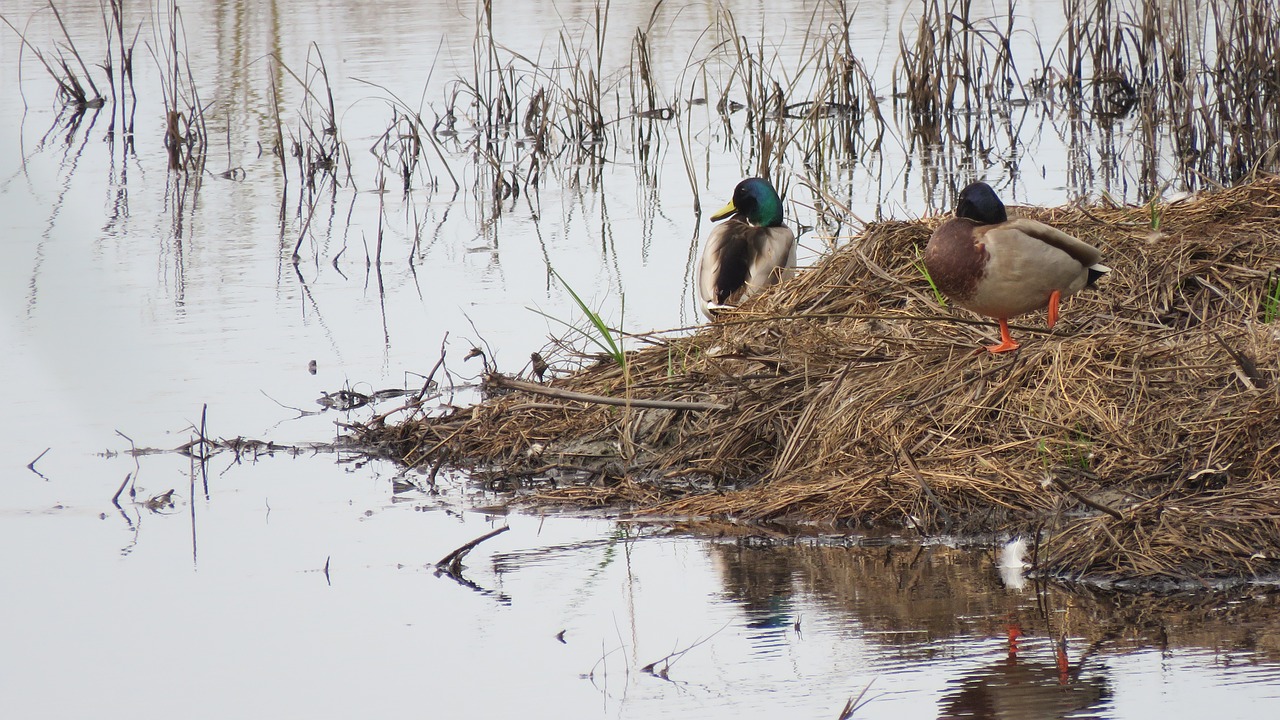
[984,318,1021,353]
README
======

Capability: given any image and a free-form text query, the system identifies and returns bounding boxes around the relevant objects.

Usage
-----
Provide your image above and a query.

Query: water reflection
[938,624,1111,719]
[8,442,1280,718]
[712,543,798,653]
[702,534,1280,718]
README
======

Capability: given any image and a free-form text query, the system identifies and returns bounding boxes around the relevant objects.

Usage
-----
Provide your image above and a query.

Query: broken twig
[1049,475,1124,520]
[489,375,727,412]
[437,526,510,576]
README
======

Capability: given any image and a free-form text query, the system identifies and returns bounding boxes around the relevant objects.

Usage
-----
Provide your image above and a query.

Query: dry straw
[353,175,1280,585]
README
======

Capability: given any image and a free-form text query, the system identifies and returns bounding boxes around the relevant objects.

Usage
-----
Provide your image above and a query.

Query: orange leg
[1006,623,1023,657]
[1055,637,1070,685]
[985,318,1021,353]
[1047,289,1062,329]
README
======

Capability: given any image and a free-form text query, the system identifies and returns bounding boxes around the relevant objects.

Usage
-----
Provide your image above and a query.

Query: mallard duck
[924,181,1109,353]
[697,177,796,319]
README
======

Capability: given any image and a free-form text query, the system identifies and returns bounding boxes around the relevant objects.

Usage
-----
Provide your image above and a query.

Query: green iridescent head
[710,178,784,227]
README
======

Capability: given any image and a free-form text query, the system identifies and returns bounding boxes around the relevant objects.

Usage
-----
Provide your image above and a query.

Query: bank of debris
[351,176,1280,586]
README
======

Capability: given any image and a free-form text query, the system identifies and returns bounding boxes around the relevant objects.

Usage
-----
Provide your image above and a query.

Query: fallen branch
[488,374,728,412]
[27,447,51,479]
[641,620,732,679]
[436,526,510,576]
[900,448,953,533]
[1049,475,1124,520]
[111,472,132,507]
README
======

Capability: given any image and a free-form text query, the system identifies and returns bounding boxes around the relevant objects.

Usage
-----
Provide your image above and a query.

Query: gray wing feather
[1002,218,1103,267]
[748,227,797,288]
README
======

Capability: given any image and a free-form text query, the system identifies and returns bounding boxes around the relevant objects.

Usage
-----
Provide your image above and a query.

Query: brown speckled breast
[924,218,989,304]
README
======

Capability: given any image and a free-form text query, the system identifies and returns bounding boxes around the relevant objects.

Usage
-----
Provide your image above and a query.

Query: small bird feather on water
[998,536,1031,590]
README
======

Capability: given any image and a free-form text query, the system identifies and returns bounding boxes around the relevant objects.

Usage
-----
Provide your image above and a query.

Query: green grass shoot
[1264,270,1280,323]
[915,246,947,306]
[532,268,627,369]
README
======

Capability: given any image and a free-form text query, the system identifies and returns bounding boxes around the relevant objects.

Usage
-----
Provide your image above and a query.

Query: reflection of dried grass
[707,538,1280,660]
[355,179,1280,584]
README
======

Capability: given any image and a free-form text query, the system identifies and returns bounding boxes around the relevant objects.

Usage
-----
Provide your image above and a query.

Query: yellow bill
[710,200,737,222]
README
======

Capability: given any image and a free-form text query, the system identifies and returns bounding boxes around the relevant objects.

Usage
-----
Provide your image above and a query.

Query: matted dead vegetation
[352,176,1280,586]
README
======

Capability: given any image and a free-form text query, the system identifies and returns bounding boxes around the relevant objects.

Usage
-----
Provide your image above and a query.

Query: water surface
[3,0,1279,717]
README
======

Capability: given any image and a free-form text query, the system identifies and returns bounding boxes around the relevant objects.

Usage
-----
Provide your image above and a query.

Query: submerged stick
[489,375,728,412]
[640,620,732,679]
[436,526,510,576]
[27,447,51,478]
[111,473,132,507]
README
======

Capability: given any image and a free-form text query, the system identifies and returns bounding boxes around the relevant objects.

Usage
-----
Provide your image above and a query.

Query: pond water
[3,0,1280,717]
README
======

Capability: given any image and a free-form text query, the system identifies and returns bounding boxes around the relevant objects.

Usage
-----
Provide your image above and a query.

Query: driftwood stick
[900,448,953,533]
[27,447,51,478]
[111,473,132,507]
[437,526,510,576]
[1050,476,1124,520]
[489,375,728,412]
[1213,331,1267,388]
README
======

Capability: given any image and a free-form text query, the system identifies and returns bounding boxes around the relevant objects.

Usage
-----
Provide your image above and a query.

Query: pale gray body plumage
[697,222,796,318]
[955,218,1105,319]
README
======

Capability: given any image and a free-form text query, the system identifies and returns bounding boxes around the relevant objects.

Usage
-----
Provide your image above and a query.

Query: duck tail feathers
[1086,263,1111,288]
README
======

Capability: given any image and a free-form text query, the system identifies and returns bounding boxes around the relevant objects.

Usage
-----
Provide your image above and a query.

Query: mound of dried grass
[353,176,1280,584]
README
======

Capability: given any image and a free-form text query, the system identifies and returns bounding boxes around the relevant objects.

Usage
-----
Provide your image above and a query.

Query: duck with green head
[698,177,796,319]
[924,181,1109,353]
